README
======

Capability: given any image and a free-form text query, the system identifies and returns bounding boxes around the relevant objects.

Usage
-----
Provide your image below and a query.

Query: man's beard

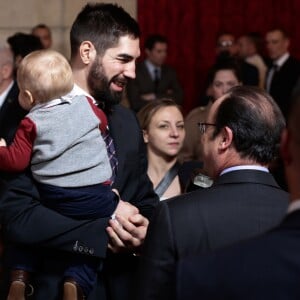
[87,58,123,108]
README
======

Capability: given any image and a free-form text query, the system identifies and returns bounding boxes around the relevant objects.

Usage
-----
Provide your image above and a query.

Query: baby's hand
[0,138,7,147]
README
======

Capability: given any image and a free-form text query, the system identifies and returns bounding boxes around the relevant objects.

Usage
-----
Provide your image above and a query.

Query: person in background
[265,28,300,119]
[215,32,259,86]
[127,34,183,113]
[1,33,43,143]
[137,99,185,200]
[0,44,26,144]
[177,85,300,300]
[0,3,158,300]
[179,59,242,163]
[135,86,288,300]
[31,23,52,49]
[237,32,267,89]
[7,32,43,76]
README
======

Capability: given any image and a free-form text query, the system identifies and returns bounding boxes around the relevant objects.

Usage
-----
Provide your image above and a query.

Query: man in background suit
[127,34,183,112]
[31,24,52,49]
[135,86,288,300]
[0,33,43,144]
[177,87,300,300]
[265,28,300,119]
[0,45,26,144]
[0,3,158,300]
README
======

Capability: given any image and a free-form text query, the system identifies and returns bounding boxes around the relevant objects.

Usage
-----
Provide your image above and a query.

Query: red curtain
[137,0,300,114]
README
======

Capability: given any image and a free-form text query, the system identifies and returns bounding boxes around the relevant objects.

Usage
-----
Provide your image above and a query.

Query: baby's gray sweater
[29,95,112,187]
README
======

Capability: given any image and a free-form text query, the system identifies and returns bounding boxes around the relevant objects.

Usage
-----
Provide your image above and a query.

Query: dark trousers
[9,182,118,296]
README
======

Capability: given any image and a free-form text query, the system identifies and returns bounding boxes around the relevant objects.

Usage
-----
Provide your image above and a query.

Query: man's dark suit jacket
[0,81,26,143]
[127,61,183,112]
[268,56,300,118]
[135,170,288,300]
[0,104,158,300]
[241,60,259,86]
[177,210,300,300]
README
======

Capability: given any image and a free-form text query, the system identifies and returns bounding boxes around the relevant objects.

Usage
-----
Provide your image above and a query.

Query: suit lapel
[271,57,292,86]
[141,62,155,88]
[0,81,18,119]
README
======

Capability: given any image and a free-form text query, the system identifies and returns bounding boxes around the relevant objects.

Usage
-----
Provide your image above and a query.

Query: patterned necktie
[95,101,118,184]
[102,126,118,184]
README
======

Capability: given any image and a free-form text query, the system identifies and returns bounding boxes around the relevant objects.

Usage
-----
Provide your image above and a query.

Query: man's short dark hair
[70,3,140,59]
[267,28,289,39]
[144,34,167,51]
[7,32,43,59]
[212,86,285,164]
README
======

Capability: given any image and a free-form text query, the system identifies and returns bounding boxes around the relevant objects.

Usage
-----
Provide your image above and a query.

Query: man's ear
[218,126,233,151]
[79,41,96,64]
[142,130,149,143]
[280,129,292,165]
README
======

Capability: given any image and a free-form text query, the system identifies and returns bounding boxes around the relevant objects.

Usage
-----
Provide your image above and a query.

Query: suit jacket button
[73,241,79,252]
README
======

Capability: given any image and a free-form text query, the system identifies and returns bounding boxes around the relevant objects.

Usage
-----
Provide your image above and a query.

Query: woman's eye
[159,124,168,129]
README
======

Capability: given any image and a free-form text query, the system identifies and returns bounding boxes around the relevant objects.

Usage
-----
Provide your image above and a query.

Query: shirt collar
[71,84,93,99]
[274,52,289,68]
[30,85,83,113]
[145,60,161,77]
[0,80,14,108]
[287,199,300,214]
[220,165,269,176]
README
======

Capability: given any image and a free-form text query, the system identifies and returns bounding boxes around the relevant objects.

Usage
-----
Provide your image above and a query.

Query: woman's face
[143,106,185,158]
[212,69,240,100]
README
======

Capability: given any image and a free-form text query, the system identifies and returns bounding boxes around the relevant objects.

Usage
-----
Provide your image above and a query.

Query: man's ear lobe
[219,126,233,150]
[80,41,96,64]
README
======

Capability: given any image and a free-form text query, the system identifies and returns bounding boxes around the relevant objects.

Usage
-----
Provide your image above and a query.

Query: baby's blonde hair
[17,49,73,103]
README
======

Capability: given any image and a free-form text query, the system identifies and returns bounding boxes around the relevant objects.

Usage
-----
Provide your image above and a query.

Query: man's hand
[106,213,149,253]
[113,199,139,220]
